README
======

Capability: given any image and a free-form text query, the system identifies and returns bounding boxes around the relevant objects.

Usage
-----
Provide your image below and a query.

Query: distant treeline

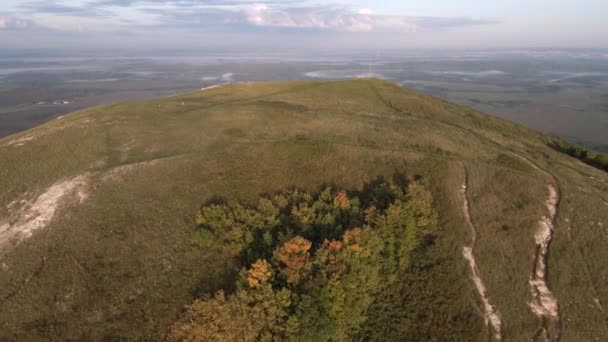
[169,179,437,341]
[549,140,608,172]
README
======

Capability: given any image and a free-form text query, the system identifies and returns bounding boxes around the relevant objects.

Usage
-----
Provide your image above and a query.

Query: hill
[0,79,606,340]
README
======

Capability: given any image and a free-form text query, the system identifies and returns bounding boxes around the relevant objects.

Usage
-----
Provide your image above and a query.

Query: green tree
[174,180,437,341]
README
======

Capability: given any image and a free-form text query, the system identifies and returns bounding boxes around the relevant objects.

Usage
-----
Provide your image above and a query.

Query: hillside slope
[0,79,606,340]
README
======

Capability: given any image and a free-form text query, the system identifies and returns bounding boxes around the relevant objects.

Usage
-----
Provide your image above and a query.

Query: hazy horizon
[1,2,607,153]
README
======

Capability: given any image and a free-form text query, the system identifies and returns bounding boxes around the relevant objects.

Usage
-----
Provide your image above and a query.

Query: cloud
[241,5,418,32]
[20,2,111,17]
[15,1,495,33]
[90,0,307,7]
[415,17,497,29]
[0,15,35,30]
[237,5,493,32]
[239,5,495,32]
[358,8,373,16]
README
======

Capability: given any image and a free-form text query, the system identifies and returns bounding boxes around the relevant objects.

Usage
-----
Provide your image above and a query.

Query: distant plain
[1,50,607,152]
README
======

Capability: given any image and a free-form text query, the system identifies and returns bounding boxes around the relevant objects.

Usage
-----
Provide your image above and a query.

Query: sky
[1,0,607,53]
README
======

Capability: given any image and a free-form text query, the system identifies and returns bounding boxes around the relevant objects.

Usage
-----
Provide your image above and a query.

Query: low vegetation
[549,139,608,171]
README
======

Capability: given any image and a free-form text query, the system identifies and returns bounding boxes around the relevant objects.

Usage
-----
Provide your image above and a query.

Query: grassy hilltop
[0,79,606,340]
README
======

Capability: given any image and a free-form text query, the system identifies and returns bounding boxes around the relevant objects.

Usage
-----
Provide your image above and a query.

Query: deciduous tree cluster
[169,180,437,341]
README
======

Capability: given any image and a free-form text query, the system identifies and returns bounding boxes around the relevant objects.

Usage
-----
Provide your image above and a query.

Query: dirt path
[529,184,561,341]
[372,83,566,339]
[460,164,503,340]
[510,153,562,342]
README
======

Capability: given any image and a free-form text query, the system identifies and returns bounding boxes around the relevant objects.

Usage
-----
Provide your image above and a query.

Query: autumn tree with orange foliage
[246,259,272,288]
[333,191,350,209]
[275,236,312,284]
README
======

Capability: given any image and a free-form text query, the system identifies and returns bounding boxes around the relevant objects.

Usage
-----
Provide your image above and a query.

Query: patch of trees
[168,180,437,341]
[549,139,608,172]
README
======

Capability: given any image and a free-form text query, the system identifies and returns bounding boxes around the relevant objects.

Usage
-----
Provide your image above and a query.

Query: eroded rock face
[462,247,503,340]
[0,175,88,250]
[528,185,560,337]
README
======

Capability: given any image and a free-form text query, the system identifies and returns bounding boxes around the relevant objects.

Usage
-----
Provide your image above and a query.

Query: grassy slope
[0,79,606,340]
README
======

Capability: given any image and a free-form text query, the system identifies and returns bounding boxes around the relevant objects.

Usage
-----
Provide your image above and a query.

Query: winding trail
[529,184,560,341]
[460,164,503,340]
[510,153,562,342]
[369,80,565,340]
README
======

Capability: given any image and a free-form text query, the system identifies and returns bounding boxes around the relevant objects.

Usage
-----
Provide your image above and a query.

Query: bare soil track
[460,163,503,341]
[512,153,562,342]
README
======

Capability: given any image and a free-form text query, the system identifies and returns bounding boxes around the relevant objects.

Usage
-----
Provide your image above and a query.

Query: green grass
[0,79,607,340]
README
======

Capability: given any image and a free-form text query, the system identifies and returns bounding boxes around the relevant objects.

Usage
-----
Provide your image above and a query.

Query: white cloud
[8,1,495,34]
[358,8,373,16]
[242,6,417,33]
[247,4,269,25]
[235,5,494,33]
[0,15,32,30]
